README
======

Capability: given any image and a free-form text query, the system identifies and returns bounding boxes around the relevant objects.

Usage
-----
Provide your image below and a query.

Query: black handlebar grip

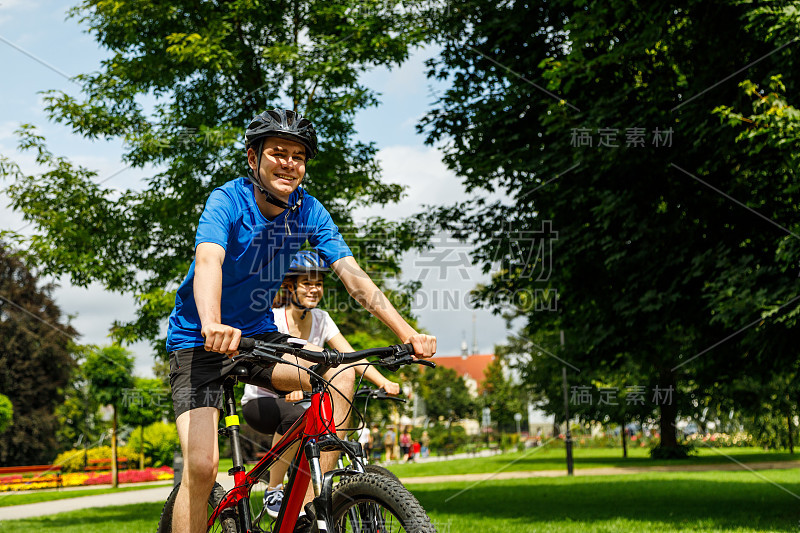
[401,343,415,355]
[239,337,255,351]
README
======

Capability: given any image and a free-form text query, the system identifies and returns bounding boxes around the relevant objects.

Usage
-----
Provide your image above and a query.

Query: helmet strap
[290,295,311,321]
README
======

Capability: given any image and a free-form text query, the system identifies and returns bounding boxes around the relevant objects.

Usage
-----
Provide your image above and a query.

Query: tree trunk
[658,370,679,450]
[139,425,145,470]
[111,406,118,488]
[621,420,628,459]
[787,409,794,455]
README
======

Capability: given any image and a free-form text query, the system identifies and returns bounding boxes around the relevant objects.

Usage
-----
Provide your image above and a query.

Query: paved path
[3,460,799,520]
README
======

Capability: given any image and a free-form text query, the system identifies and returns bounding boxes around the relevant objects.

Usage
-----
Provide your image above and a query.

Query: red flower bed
[83,466,174,485]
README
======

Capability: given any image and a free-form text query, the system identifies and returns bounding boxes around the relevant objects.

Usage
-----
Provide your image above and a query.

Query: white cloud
[52,281,157,377]
[0,0,39,9]
[349,144,515,355]
[353,144,502,222]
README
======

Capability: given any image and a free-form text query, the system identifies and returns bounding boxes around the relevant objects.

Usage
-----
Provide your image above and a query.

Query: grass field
[0,483,172,508]
[407,469,800,532]
[218,446,798,476]
[2,468,798,532]
[387,446,799,478]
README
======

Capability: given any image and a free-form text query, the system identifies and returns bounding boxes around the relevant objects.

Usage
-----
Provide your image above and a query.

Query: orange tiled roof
[431,354,495,389]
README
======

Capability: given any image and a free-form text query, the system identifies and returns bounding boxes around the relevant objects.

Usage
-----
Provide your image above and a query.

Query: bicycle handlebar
[236,337,435,372]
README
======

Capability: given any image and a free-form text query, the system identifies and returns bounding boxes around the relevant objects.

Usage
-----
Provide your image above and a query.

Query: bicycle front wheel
[327,473,435,533]
[363,463,401,483]
[156,482,239,533]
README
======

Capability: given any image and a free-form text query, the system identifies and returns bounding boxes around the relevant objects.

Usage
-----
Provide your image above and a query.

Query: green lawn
[2,468,798,532]
[386,446,799,478]
[407,469,800,532]
[0,483,173,507]
[218,446,798,477]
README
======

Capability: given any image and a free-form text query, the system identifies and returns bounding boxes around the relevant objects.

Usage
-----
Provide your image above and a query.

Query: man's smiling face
[248,137,307,202]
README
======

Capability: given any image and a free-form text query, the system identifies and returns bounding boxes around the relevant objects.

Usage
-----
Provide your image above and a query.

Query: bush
[53,445,138,473]
[500,432,520,451]
[128,422,180,467]
[424,423,468,455]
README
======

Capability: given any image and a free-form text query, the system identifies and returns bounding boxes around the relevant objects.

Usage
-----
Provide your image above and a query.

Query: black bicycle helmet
[245,109,318,160]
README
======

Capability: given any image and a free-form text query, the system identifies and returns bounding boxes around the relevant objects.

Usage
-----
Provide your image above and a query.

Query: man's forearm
[344,273,416,341]
[194,257,223,327]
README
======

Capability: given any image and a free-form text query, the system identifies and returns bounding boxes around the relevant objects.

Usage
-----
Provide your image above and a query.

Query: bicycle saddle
[227,360,274,389]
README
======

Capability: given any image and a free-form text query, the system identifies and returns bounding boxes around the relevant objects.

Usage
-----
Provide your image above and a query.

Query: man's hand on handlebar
[404,333,436,359]
[201,323,242,357]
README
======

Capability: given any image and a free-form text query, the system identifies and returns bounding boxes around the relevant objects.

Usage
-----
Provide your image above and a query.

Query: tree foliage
[421,1,800,452]
[1,0,439,356]
[480,352,526,431]
[416,366,475,423]
[56,348,106,453]
[0,395,13,435]
[0,244,77,465]
[84,345,135,408]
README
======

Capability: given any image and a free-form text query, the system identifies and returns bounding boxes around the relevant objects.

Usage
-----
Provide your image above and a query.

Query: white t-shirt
[241,307,340,405]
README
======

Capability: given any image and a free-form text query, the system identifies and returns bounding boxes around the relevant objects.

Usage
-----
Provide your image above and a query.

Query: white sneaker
[263,486,284,519]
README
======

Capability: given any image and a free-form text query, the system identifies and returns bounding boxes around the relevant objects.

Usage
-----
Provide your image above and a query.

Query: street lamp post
[561,330,574,476]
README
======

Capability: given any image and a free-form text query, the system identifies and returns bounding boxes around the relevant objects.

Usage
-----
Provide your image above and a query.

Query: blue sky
[1,1,519,376]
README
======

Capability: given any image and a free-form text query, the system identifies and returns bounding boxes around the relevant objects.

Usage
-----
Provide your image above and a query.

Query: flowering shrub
[686,432,753,448]
[0,467,173,491]
[83,466,173,485]
[53,445,138,473]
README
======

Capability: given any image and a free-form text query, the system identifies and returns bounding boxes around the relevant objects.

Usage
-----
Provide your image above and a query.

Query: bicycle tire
[156,482,239,533]
[363,463,401,484]
[325,472,435,533]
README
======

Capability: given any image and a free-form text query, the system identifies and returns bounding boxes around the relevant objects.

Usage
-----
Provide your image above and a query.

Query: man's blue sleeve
[195,188,235,251]
[306,198,353,264]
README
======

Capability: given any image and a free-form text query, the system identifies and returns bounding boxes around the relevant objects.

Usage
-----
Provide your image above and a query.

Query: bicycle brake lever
[414,359,437,369]
[380,354,414,372]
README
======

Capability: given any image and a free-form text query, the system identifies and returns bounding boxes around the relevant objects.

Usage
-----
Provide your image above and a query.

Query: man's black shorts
[169,331,292,420]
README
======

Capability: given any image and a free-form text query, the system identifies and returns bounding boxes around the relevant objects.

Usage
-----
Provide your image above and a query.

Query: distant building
[430,353,496,395]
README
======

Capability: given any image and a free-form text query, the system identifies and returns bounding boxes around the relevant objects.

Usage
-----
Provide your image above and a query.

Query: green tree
[0,244,77,466]
[416,366,475,425]
[0,394,13,435]
[1,0,437,357]
[56,347,106,461]
[420,0,800,456]
[84,345,135,487]
[119,377,172,469]
[481,351,527,433]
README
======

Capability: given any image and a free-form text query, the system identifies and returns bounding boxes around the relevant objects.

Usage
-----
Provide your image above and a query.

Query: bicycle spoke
[336,498,402,533]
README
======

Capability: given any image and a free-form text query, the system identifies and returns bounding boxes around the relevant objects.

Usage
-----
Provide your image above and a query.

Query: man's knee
[184,451,218,487]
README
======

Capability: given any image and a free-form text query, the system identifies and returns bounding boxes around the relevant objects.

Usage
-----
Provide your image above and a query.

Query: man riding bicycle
[166,109,435,533]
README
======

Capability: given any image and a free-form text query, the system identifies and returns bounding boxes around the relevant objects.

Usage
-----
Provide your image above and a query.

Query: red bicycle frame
[208,383,336,533]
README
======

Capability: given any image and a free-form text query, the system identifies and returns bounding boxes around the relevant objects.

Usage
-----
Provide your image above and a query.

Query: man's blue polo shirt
[166,177,352,352]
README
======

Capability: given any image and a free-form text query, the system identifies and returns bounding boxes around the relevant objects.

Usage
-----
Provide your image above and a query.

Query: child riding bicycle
[165,109,435,533]
[240,250,401,519]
